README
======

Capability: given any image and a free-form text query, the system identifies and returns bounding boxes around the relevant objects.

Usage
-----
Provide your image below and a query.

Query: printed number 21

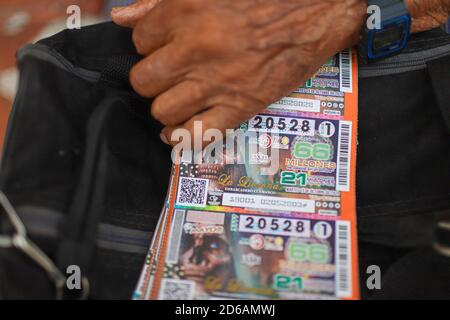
[274,274,302,291]
[280,171,307,186]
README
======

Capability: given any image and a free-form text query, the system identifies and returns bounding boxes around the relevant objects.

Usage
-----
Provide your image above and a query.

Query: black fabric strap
[56,97,119,298]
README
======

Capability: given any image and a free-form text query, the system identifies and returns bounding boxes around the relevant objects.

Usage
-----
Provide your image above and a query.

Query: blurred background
[0,0,135,150]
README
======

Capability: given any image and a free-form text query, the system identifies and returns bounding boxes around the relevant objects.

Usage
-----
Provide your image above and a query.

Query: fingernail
[160,132,169,145]
[111,6,126,13]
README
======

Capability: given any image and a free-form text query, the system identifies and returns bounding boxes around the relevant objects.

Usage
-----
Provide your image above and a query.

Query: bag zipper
[1,205,152,254]
[16,44,101,82]
[359,43,450,78]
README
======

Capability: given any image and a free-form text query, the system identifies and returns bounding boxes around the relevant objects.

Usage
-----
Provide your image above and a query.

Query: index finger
[111,0,161,28]
[132,0,202,55]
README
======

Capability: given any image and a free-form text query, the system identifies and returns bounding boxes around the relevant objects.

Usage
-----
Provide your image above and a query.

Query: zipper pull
[0,191,66,299]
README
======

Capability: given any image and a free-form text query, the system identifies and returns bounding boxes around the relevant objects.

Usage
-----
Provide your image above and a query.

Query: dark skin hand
[111,0,450,146]
[406,0,450,32]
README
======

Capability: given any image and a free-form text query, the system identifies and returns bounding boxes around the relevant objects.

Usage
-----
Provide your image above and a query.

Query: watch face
[368,15,411,60]
[372,24,406,50]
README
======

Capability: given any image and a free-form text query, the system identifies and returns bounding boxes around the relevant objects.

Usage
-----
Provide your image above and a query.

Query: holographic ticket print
[151,209,352,300]
[172,115,350,217]
[138,49,360,300]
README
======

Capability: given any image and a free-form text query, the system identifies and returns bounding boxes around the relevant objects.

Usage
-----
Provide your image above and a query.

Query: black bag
[357,28,450,246]
[0,22,171,299]
[0,22,449,299]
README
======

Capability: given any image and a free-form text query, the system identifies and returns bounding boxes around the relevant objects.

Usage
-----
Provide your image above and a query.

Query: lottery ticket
[136,49,359,300]
[174,115,350,217]
[133,167,179,299]
[133,208,166,300]
[153,208,352,300]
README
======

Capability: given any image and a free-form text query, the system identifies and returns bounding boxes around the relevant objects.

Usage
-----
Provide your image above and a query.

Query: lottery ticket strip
[133,49,360,300]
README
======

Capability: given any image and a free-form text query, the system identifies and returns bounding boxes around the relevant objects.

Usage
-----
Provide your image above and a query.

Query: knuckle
[129,67,147,97]
[164,118,180,126]
[150,99,170,123]
[153,95,185,126]
[182,0,202,11]
[132,27,146,55]
[189,81,205,101]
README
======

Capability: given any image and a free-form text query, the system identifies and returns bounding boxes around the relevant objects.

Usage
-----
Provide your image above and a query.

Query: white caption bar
[222,193,315,213]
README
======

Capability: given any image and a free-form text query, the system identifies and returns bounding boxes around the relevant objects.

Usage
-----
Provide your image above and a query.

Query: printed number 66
[293,142,330,161]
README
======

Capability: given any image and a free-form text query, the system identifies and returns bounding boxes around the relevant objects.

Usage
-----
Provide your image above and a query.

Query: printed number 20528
[239,215,310,238]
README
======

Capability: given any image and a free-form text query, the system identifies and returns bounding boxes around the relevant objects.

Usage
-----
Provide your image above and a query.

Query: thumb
[161,105,248,149]
[111,0,161,28]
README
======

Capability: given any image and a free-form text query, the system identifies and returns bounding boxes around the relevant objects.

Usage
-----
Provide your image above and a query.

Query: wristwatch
[360,0,411,61]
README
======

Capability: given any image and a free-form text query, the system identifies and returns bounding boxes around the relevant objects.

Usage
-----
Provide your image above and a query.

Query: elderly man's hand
[113,0,366,146]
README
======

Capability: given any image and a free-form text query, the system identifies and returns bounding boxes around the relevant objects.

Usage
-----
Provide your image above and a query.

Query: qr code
[159,279,195,300]
[176,177,209,207]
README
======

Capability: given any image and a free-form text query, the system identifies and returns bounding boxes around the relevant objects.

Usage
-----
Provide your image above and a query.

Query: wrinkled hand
[113,0,366,146]
[405,0,450,33]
